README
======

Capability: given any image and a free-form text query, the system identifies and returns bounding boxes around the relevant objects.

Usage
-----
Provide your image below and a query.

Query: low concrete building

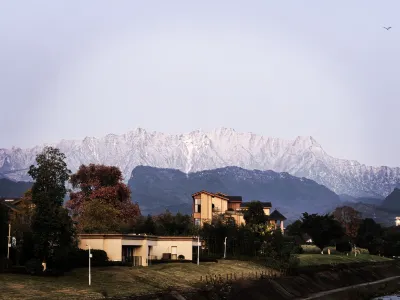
[78,234,200,266]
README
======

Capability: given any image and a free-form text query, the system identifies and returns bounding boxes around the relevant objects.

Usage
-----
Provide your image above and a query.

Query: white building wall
[152,239,194,260]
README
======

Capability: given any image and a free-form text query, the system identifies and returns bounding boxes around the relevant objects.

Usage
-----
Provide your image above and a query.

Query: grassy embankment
[298,245,391,266]
[0,247,392,300]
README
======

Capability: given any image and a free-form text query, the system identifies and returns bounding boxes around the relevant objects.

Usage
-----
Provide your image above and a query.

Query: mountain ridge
[128,165,342,221]
[1,127,399,197]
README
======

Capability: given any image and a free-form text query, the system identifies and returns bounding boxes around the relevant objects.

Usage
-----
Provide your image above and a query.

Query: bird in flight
[383,26,392,30]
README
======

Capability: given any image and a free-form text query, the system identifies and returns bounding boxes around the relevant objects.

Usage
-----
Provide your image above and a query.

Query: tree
[332,206,362,255]
[243,201,267,226]
[79,199,121,233]
[262,229,300,269]
[356,218,383,254]
[134,215,157,235]
[0,203,8,259]
[332,206,361,241]
[66,164,141,232]
[301,213,344,253]
[285,219,307,244]
[28,147,76,266]
[9,189,34,265]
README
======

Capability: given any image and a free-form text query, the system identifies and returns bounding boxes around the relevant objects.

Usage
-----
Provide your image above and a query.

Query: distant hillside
[380,188,400,213]
[342,201,397,227]
[0,178,33,198]
[339,194,384,205]
[128,166,341,220]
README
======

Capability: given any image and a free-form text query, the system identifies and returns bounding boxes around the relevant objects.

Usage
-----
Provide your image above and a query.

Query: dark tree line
[285,206,400,257]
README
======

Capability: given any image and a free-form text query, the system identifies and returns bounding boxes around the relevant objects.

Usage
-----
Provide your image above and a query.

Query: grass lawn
[0,260,268,300]
[0,255,394,300]
[298,253,392,267]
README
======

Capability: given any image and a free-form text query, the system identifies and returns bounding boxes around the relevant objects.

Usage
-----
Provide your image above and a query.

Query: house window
[171,246,177,260]
[194,198,201,213]
[194,218,201,226]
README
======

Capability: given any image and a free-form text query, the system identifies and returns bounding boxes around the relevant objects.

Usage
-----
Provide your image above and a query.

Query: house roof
[240,201,272,208]
[191,190,229,200]
[0,198,20,213]
[269,209,287,221]
[226,196,242,203]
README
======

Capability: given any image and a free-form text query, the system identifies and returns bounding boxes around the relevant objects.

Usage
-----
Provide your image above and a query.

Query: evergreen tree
[243,201,267,226]
[28,147,76,266]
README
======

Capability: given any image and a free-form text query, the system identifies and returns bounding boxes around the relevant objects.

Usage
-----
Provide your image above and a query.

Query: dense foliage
[284,211,400,258]
[243,201,267,226]
[28,147,77,267]
[133,211,196,236]
[0,203,8,258]
[66,164,141,233]
[301,212,344,252]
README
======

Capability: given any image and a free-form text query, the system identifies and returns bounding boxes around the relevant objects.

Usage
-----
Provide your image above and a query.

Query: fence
[199,268,288,284]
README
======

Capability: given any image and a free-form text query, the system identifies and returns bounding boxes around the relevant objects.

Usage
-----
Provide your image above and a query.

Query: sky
[0,1,399,167]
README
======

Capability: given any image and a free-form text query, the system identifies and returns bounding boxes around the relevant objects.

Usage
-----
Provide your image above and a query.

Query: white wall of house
[152,238,194,261]
[78,235,196,265]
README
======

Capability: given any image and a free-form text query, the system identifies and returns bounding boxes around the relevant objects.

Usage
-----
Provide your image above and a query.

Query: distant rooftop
[240,201,272,208]
[269,209,287,221]
[226,196,242,202]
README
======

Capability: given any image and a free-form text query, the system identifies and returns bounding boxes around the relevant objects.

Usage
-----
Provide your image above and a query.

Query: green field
[297,253,391,266]
[298,244,391,266]
[0,254,393,300]
[0,260,269,300]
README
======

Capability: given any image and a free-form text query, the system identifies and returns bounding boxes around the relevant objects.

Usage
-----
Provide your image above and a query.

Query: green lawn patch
[298,253,392,267]
[0,260,269,300]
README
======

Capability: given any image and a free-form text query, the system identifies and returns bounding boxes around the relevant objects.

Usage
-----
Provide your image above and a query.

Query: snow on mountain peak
[1,127,399,197]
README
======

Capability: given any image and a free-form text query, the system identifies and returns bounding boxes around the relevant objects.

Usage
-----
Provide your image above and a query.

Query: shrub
[25,258,43,275]
[178,254,185,260]
[68,248,108,268]
[336,238,352,253]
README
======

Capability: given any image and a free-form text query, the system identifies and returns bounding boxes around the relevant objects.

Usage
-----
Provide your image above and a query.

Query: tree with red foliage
[66,164,141,233]
[332,206,362,255]
[332,206,361,241]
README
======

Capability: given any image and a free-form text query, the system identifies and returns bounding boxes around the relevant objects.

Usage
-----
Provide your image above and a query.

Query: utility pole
[7,223,11,259]
[223,237,227,259]
[197,236,200,265]
[87,244,92,286]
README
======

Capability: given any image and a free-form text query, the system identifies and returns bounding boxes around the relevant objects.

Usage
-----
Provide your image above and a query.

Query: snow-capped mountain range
[1,127,399,197]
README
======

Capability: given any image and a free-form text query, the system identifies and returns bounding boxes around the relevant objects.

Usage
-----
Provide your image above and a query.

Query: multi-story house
[191,190,286,231]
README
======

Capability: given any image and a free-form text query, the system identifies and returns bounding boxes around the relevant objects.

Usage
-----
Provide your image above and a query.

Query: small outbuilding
[78,234,200,266]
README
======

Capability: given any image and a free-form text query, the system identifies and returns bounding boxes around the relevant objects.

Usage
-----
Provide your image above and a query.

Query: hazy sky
[0,1,399,167]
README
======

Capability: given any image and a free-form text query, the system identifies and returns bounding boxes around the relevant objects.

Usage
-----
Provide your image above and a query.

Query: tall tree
[356,218,384,254]
[66,164,141,232]
[332,206,362,255]
[9,189,34,265]
[301,213,344,253]
[28,147,76,265]
[243,201,267,226]
[332,206,361,241]
[285,219,307,244]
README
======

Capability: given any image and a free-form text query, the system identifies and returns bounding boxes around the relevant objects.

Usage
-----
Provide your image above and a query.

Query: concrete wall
[79,236,123,261]
[78,235,195,266]
[200,193,212,224]
[152,238,194,261]
[212,196,228,214]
